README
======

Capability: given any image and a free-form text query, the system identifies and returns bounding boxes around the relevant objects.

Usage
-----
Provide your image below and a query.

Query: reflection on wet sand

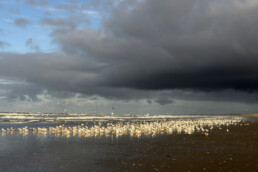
[0,116,257,172]
[1,118,244,138]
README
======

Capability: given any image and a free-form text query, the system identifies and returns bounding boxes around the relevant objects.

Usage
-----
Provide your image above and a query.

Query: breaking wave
[0,112,243,124]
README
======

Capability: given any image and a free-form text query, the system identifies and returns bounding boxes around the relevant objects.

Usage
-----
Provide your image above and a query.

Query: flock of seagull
[1,118,244,138]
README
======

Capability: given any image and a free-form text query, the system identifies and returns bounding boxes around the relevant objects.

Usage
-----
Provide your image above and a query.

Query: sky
[0,0,258,114]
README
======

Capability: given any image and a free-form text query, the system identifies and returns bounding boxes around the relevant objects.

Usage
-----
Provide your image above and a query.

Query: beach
[104,120,258,171]
[0,114,258,171]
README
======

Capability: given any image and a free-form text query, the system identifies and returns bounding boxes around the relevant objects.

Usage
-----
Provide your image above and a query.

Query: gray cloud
[14,18,31,28]
[8,8,20,14]
[41,16,89,29]
[1,0,258,105]
[25,38,40,52]
[25,38,33,46]
[0,40,10,48]
[24,0,49,6]
[54,3,89,13]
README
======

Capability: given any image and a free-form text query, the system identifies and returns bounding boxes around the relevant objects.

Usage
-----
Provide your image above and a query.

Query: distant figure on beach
[111,106,115,115]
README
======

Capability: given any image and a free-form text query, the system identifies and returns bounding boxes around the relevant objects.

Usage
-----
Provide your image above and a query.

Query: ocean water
[0,113,257,171]
[0,112,244,124]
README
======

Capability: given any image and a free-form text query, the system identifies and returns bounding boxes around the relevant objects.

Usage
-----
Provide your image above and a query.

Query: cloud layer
[1,0,258,104]
[14,18,31,28]
[0,41,10,48]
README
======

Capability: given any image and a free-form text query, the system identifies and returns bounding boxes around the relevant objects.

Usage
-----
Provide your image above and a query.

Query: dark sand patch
[240,113,258,118]
[104,122,258,171]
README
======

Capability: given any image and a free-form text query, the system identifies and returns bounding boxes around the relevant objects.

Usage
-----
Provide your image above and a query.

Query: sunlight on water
[0,112,241,123]
[0,113,244,138]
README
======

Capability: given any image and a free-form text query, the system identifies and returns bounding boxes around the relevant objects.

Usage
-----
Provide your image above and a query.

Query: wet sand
[0,117,258,171]
[104,121,258,171]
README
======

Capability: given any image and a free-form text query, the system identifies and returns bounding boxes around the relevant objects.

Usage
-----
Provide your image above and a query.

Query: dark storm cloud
[1,0,258,104]
[0,52,102,99]
[4,83,42,102]
[54,0,258,93]
[14,18,31,28]
[0,52,179,104]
